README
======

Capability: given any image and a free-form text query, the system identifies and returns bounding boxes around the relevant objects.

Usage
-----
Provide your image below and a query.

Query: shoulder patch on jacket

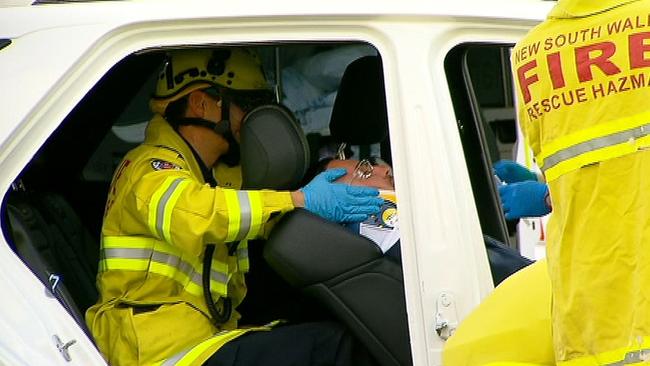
[151,159,182,171]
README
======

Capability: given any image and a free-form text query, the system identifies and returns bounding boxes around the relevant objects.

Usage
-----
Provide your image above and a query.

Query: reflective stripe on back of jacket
[85,115,294,366]
[512,0,650,364]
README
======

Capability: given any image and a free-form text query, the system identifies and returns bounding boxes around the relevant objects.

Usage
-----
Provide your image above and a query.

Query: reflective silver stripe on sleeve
[543,123,650,172]
[235,191,252,241]
[156,178,184,238]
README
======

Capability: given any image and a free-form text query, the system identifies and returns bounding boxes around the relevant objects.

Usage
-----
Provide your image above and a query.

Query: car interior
[444,44,521,247]
[0,41,520,365]
[239,55,411,366]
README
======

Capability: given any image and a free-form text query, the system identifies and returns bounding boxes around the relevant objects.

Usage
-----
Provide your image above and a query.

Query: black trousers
[203,321,376,366]
[385,236,533,286]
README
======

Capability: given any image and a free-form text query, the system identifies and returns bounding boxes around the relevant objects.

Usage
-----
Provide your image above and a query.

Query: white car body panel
[0,1,552,364]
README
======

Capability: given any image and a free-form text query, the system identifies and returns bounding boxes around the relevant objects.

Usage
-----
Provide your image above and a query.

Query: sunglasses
[349,157,392,186]
[334,143,392,185]
[230,90,276,113]
[353,159,374,180]
[203,87,275,113]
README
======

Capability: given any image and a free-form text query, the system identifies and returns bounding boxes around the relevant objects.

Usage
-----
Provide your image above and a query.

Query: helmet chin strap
[169,97,241,167]
[170,117,230,135]
[215,97,241,167]
[169,95,231,133]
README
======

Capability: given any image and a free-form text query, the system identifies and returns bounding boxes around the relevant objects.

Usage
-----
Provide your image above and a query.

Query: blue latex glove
[498,181,551,220]
[493,160,538,183]
[301,168,384,223]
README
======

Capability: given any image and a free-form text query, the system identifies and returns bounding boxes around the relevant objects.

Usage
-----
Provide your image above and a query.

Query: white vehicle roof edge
[0,0,551,38]
[0,0,32,8]
[0,11,547,188]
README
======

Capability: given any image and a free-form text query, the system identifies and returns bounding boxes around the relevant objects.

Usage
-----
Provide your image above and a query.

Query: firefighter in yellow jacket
[85,48,383,366]
[512,0,650,364]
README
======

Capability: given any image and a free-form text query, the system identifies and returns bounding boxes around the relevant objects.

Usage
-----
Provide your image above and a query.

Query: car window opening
[0,41,413,365]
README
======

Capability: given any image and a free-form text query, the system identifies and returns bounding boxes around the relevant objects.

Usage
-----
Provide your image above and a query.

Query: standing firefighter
[512,0,650,364]
[85,48,382,366]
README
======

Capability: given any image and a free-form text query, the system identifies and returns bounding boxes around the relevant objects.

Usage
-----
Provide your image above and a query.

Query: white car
[0,1,552,365]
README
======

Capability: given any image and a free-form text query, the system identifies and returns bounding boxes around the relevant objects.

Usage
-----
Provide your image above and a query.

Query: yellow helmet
[150,48,272,115]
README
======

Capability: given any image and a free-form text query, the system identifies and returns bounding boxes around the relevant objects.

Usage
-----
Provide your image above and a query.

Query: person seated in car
[86,48,383,366]
[307,156,534,286]
[306,157,552,364]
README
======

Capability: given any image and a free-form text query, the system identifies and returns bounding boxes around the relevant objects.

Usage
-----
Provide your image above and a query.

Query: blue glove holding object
[302,168,384,223]
[498,181,551,220]
[493,160,538,183]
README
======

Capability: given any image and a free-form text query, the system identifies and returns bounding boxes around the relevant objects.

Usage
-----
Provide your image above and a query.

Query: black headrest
[329,56,388,145]
[240,104,310,190]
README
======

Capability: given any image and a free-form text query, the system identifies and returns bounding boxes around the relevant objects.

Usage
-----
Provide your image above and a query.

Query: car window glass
[445,43,547,261]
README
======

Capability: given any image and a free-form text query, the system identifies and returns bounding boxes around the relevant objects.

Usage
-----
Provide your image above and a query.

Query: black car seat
[326,54,532,286]
[309,55,392,165]
[236,104,328,326]
[3,186,99,338]
[239,105,412,366]
[240,104,311,191]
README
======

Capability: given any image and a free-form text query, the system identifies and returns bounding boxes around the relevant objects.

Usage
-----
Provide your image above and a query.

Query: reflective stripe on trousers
[538,110,650,182]
[151,321,280,366]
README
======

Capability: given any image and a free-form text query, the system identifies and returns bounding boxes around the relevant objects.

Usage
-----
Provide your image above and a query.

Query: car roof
[2,0,551,37]
[0,0,552,155]
[0,0,32,8]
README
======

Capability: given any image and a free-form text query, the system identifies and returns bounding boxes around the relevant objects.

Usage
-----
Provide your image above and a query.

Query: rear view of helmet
[150,48,273,116]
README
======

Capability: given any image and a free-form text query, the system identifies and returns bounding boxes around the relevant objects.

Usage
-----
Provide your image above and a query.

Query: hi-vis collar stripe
[149,177,189,243]
[224,190,263,242]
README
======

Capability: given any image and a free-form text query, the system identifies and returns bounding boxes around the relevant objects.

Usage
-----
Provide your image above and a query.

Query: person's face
[327,159,394,190]
[200,91,246,143]
[228,102,245,143]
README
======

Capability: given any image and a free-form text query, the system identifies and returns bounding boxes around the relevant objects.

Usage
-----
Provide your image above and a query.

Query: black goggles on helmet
[203,87,276,113]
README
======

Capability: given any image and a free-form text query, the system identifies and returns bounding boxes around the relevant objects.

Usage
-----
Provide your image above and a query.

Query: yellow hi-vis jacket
[512,0,650,364]
[442,260,554,366]
[85,115,295,366]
